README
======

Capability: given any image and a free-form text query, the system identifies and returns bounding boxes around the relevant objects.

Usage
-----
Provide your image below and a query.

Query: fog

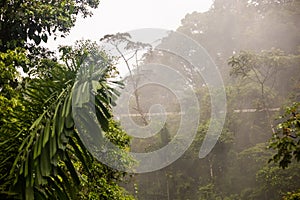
[104,0,300,199]
[1,0,299,199]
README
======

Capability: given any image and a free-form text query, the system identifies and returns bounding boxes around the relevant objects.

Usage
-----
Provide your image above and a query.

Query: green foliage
[256,163,300,198]
[0,0,135,199]
[283,189,300,200]
[0,48,28,97]
[269,102,300,168]
[0,48,27,122]
[130,1,300,199]
[128,0,300,198]
[228,49,293,108]
[228,49,285,81]
[0,0,100,51]
[76,120,134,200]
[0,48,28,195]
[0,41,134,199]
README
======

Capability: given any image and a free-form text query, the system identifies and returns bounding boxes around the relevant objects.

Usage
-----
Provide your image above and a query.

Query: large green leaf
[6,42,128,199]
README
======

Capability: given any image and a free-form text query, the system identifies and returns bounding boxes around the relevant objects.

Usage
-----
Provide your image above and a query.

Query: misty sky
[47,0,213,50]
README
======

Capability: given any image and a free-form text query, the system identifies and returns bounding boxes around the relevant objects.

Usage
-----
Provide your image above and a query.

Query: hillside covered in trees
[112,0,300,199]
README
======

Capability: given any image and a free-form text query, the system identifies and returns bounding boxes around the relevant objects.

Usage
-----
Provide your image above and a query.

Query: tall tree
[228,49,287,133]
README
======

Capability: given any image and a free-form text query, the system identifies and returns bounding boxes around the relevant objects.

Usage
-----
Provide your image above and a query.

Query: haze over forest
[0,0,299,200]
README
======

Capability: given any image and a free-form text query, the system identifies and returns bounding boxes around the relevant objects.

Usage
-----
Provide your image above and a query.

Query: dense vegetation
[0,0,299,199]
[114,0,300,199]
[0,0,133,199]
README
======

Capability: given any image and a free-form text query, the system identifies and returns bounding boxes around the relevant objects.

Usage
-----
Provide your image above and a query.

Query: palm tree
[3,41,132,199]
